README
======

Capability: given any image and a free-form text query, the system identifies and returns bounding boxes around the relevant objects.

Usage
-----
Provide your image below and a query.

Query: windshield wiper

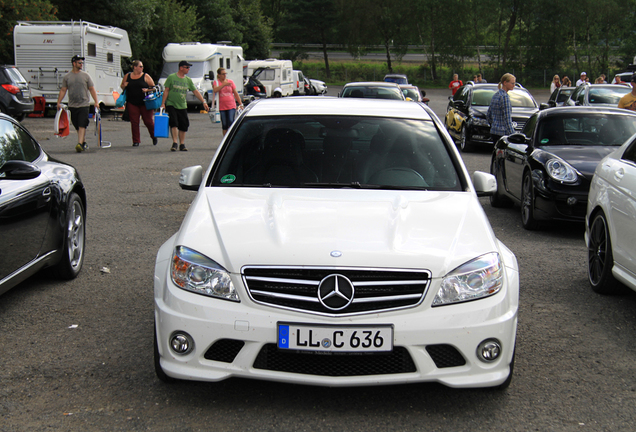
[302,182,364,188]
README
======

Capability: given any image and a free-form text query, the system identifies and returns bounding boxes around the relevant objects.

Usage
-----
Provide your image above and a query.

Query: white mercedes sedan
[154,97,519,389]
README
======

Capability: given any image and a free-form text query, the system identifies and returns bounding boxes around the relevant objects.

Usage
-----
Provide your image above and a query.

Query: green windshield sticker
[541,138,549,144]
[221,174,236,184]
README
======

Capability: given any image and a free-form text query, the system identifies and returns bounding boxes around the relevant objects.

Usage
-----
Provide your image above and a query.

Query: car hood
[175,188,500,278]
[538,145,617,178]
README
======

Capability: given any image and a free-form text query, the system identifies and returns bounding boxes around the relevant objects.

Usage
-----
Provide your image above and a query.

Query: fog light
[567,197,577,206]
[477,339,501,362]
[170,332,194,355]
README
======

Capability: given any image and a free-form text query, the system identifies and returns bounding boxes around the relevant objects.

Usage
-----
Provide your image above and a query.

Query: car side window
[0,119,41,166]
[623,138,636,164]
[453,87,465,102]
[522,114,538,138]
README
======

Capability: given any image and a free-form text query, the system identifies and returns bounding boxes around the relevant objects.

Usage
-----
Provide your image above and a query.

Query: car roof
[244,97,434,120]
[539,106,636,117]
[399,84,419,89]
[343,81,400,88]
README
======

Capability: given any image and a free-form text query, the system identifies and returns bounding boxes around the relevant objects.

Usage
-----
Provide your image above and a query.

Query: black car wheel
[54,192,85,279]
[521,172,539,230]
[587,211,621,294]
[459,125,471,152]
[489,159,513,208]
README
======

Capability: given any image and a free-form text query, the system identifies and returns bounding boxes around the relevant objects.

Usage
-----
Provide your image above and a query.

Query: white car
[154,97,519,389]
[309,78,327,95]
[586,135,636,294]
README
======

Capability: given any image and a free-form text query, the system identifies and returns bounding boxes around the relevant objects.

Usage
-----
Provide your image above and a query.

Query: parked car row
[5,76,636,393]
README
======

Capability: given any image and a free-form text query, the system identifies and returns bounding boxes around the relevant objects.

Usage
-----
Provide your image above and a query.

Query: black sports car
[0,114,86,295]
[445,82,538,152]
[490,107,636,229]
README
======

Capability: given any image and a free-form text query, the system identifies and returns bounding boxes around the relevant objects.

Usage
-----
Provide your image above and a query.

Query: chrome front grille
[512,119,527,131]
[242,266,431,316]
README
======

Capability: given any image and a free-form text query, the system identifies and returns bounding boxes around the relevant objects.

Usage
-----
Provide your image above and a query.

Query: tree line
[1,0,635,82]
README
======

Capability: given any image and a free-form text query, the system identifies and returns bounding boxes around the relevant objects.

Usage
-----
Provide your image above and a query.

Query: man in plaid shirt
[487,73,516,144]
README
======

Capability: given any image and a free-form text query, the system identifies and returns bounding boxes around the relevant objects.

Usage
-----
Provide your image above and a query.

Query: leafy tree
[234,0,272,60]
[278,0,337,77]
[0,0,58,64]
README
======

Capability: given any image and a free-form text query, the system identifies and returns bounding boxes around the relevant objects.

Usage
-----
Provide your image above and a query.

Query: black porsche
[0,114,86,295]
[489,107,636,229]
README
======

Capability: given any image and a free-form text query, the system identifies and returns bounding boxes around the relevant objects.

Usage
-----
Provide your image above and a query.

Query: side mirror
[507,133,528,145]
[540,103,552,110]
[179,165,203,191]
[0,160,41,180]
[472,171,497,197]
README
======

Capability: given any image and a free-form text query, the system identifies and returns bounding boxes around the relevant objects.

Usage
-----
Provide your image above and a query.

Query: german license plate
[277,323,393,353]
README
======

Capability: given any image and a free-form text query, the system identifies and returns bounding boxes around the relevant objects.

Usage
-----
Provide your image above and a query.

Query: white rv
[159,42,244,109]
[14,20,132,108]
[244,59,294,97]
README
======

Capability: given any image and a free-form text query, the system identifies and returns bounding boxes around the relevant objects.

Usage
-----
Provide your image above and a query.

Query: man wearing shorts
[161,61,209,151]
[56,55,99,152]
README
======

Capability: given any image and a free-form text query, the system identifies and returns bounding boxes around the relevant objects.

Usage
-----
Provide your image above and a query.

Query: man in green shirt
[160,61,209,151]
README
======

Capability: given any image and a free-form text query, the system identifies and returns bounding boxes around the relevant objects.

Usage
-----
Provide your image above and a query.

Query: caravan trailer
[159,42,244,109]
[244,59,294,97]
[14,21,132,108]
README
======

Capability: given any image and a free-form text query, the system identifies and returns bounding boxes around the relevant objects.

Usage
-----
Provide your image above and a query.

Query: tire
[459,125,471,152]
[587,211,621,294]
[154,323,176,383]
[489,159,513,208]
[14,113,25,122]
[521,172,539,230]
[53,192,86,279]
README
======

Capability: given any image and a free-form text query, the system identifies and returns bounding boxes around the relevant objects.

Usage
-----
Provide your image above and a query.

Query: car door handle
[614,168,624,182]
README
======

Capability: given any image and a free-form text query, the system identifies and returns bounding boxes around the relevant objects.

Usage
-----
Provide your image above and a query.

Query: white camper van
[244,59,294,97]
[159,42,243,109]
[14,20,132,108]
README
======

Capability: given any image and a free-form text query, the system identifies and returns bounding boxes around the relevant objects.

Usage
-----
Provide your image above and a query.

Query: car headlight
[171,246,239,301]
[546,158,578,183]
[433,253,503,306]
[471,117,490,127]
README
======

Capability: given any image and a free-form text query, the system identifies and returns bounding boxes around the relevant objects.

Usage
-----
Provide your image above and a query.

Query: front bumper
[154,247,519,388]
[532,175,589,222]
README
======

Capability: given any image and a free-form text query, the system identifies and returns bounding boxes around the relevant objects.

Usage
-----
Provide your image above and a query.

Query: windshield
[402,88,421,101]
[471,88,536,107]
[341,86,404,100]
[160,61,206,79]
[385,76,408,84]
[536,113,636,146]
[212,116,462,190]
[588,86,631,105]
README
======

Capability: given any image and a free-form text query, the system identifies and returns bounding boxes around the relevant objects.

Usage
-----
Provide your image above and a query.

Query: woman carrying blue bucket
[120,60,158,147]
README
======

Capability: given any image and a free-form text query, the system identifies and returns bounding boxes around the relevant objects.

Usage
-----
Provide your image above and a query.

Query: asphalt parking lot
[2,88,636,431]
